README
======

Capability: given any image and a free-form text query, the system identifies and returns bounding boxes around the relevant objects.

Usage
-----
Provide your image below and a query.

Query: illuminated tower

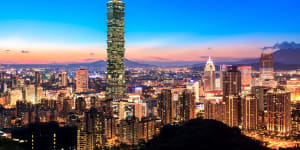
[222,66,242,101]
[260,53,274,82]
[242,95,258,130]
[203,57,216,91]
[266,88,291,136]
[158,89,173,125]
[237,66,252,93]
[179,89,196,122]
[106,0,126,100]
[76,69,89,93]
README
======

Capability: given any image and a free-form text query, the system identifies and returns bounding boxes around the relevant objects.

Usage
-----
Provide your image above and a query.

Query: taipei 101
[0,0,299,149]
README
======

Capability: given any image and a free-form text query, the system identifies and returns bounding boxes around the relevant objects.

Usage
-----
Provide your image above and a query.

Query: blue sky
[0,0,299,63]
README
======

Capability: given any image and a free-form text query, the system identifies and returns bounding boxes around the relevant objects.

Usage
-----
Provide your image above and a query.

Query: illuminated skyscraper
[179,89,196,122]
[225,95,240,128]
[242,95,258,130]
[260,53,274,82]
[85,108,106,148]
[203,57,216,91]
[238,66,252,92]
[106,0,126,100]
[266,88,291,136]
[76,69,89,93]
[187,80,200,102]
[222,66,242,102]
[61,72,68,87]
[158,89,173,125]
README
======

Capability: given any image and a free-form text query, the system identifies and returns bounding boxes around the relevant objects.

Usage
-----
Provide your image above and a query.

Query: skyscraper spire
[106,0,126,100]
[203,56,216,91]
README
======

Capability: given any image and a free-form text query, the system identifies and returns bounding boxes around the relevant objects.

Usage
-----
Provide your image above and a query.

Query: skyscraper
[225,95,240,128]
[266,88,291,136]
[260,53,274,82]
[242,95,258,130]
[222,66,242,101]
[237,66,252,92]
[61,72,68,87]
[76,69,89,93]
[179,89,196,122]
[203,57,216,91]
[158,89,173,125]
[106,0,126,100]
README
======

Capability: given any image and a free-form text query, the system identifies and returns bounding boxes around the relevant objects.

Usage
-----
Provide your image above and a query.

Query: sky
[0,0,299,64]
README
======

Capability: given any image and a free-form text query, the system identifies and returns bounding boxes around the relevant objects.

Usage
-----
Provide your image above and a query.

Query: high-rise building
[266,88,291,136]
[76,69,89,93]
[225,95,240,128]
[106,0,126,100]
[179,89,196,122]
[119,117,139,145]
[219,64,232,90]
[158,89,173,125]
[242,95,258,130]
[35,71,41,86]
[61,72,68,87]
[238,66,252,92]
[260,53,274,82]
[75,97,86,114]
[251,86,271,128]
[204,99,225,123]
[203,57,216,91]
[186,80,200,102]
[85,108,106,148]
[222,66,242,102]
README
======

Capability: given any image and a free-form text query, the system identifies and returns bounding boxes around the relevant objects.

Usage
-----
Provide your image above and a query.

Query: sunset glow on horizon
[0,0,299,64]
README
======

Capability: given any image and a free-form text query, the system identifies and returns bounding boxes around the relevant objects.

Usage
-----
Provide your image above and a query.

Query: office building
[106,0,127,100]
[158,89,173,125]
[266,88,291,136]
[76,69,89,93]
[222,66,242,102]
[242,95,258,130]
[203,57,216,91]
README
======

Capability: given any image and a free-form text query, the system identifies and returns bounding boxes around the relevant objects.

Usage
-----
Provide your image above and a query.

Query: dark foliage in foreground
[141,119,269,150]
[0,138,22,150]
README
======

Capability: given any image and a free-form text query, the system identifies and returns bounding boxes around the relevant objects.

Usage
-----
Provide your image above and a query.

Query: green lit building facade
[106,0,126,100]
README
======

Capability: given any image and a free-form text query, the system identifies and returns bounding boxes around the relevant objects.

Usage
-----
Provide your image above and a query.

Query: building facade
[106,0,127,100]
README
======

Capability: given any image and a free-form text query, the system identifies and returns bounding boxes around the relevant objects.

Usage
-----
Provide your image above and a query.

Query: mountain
[273,48,300,64]
[1,59,154,69]
[191,48,300,71]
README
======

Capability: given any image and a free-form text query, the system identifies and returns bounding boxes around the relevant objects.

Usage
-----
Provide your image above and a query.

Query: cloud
[149,57,171,61]
[262,41,300,51]
[200,56,209,59]
[84,58,98,62]
[21,50,30,54]
[5,49,10,52]
[89,52,95,55]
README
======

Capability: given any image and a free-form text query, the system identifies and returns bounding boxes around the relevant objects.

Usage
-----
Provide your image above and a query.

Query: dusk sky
[0,0,299,64]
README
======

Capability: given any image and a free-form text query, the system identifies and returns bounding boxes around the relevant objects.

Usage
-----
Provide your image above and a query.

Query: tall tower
[203,57,216,91]
[76,69,89,93]
[158,89,173,125]
[260,53,274,82]
[222,66,242,101]
[106,0,126,100]
[266,88,291,136]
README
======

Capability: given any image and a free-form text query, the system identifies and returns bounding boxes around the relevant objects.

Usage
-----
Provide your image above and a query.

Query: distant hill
[141,119,269,150]
[192,48,300,71]
[1,59,155,69]
[273,48,300,64]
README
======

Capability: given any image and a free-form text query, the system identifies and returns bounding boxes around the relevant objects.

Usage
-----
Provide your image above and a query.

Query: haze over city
[0,0,300,64]
[0,0,299,150]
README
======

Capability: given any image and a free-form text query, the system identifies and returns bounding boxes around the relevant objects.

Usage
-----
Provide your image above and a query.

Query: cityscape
[0,0,299,150]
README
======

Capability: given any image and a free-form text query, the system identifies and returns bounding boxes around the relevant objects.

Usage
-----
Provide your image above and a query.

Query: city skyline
[0,0,300,64]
